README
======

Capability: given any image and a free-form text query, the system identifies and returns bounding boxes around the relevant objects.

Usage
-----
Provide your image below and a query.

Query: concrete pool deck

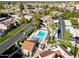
[27,29,48,42]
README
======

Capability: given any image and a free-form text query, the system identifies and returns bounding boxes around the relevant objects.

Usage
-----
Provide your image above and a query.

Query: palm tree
[0,2,5,10]
[44,18,56,44]
[50,19,56,41]
[73,6,76,13]
[63,29,72,42]
[19,2,24,18]
[7,2,12,15]
[32,12,41,30]
[45,23,51,43]
[19,2,27,24]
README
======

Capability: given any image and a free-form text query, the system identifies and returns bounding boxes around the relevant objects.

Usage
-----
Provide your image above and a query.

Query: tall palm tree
[44,18,56,43]
[32,12,41,30]
[19,2,24,18]
[50,19,56,41]
[44,23,51,43]
[19,2,27,24]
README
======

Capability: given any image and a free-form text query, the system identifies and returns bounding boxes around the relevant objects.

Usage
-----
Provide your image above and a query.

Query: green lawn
[58,40,78,56]
[0,23,26,43]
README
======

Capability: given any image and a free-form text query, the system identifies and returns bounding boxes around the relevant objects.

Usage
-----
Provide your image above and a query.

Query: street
[58,17,65,38]
[0,22,32,55]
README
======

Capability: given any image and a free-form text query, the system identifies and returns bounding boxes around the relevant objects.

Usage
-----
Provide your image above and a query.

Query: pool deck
[27,29,48,42]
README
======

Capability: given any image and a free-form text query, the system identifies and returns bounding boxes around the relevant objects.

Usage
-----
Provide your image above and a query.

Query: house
[38,44,74,58]
[11,15,21,19]
[39,50,54,58]
[41,15,52,27]
[51,44,74,58]
[21,40,36,56]
[38,50,62,58]
[24,15,32,21]
[23,9,33,15]
[76,4,79,11]
[2,18,20,29]
[32,8,39,13]
[0,18,20,36]
[0,24,7,36]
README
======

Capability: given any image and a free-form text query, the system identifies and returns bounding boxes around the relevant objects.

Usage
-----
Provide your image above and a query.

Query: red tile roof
[21,40,36,52]
[39,50,54,57]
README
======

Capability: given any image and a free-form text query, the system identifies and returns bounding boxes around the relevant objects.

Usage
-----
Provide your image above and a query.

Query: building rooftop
[41,15,51,22]
[39,50,54,58]
[2,18,17,27]
[39,50,62,58]
[21,40,36,52]
[0,24,7,30]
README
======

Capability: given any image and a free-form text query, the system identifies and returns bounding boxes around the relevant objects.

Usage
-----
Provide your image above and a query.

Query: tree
[50,20,57,41]
[71,19,79,27]
[50,20,56,31]
[73,6,76,13]
[19,2,24,18]
[64,30,72,41]
[19,2,28,23]
[0,2,5,10]
[27,4,33,9]
[44,9,50,15]
[19,2,24,11]
[47,26,51,43]
[32,12,41,29]
[0,2,5,13]
[18,18,26,24]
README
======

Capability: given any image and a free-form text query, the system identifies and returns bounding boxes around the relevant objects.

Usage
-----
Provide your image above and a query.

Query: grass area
[58,40,78,56]
[0,23,26,43]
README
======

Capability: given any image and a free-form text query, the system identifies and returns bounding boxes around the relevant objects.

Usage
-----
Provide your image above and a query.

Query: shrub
[71,20,79,27]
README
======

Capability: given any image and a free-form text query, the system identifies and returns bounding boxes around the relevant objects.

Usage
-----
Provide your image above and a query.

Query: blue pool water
[33,31,46,40]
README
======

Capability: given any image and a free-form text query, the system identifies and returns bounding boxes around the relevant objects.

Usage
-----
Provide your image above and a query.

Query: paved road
[58,17,65,38]
[0,22,32,55]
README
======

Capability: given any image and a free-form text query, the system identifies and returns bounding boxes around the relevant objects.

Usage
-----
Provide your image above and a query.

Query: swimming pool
[33,31,47,40]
